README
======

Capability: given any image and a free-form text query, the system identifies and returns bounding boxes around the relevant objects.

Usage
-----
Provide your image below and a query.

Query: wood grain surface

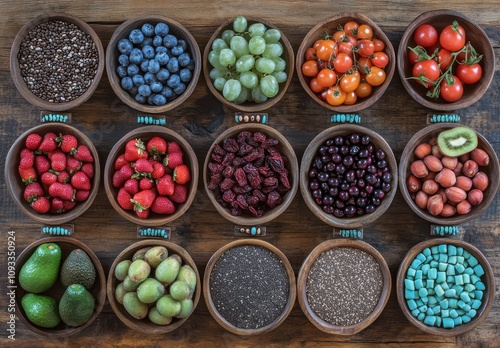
[0,1,498,347]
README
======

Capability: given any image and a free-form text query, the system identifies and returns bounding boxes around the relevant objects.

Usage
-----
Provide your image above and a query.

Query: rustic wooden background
[0,0,498,347]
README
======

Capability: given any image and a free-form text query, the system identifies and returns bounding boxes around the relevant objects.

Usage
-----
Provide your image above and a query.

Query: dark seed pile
[306,247,383,326]
[209,245,290,329]
[18,20,99,103]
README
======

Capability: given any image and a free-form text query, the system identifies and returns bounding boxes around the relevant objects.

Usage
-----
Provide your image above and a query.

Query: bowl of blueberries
[106,15,201,113]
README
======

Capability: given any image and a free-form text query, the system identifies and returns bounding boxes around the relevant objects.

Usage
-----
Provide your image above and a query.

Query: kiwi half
[437,126,478,157]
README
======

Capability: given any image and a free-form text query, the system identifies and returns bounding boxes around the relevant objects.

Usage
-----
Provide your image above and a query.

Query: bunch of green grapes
[208,16,288,104]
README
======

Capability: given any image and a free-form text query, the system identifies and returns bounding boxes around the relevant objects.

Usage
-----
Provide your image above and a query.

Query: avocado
[60,249,97,289]
[21,293,61,328]
[59,284,95,327]
[19,243,61,293]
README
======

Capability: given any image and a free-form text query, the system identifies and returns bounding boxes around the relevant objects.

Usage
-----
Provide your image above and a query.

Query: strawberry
[38,132,58,152]
[31,196,50,214]
[75,190,90,202]
[71,171,91,191]
[167,141,183,154]
[18,166,37,184]
[139,177,154,190]
[151,196,176,214]
[24,182,45,202]
[58,134,78,153]
[124,139,147,162]
[156,174,175,196]
[34,155,51,175]
[62,200,76,212]
[117,188,134,210]
[170,184,188,204]
[119,164,134,180]
[81,163,94,179]
[173,164,191,184]
[112,171,126,188]
[41,171,58,185]
[123,178,139,195]
[114,154,129,170]
[131,189,156,212]
[164,152,183,169]
[57,170,71,184]
[19,149,35,169]
[50,150,67,172]
[134,158,154,174]
[25,133,43,151]
[51,197,64,212]
[48,182,74,201]
[74,145,94,163]
[152,162,166,179]
[135,209,150,219]
[147,136,167,157]
[66,155,82,174]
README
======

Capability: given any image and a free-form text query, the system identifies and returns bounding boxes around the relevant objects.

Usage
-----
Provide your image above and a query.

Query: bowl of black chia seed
[297,239,391,335]
[203,239,296,335]
[10,13,104,111]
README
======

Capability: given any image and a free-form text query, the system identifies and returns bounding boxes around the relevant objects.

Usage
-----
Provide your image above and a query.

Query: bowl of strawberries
[5,123,100,225]
[104,125,198,226]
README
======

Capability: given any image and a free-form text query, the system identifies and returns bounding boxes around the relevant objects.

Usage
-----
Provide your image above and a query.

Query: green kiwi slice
[437,126,478,157]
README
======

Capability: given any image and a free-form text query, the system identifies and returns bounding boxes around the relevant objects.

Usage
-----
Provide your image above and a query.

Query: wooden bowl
[5,123,100,225]
[396,238,495,336]
[203,239,296,335]
[398,123,499,225]
[10,13,104,111]
[297,238,391,335]
[300,124,398,229]
[296,13,396,112]
[203,16,294,112]
[107,239,201,334]
[15,237,106,336]
[104,125,198,226]
[106,15,201,113]
[203,123,298,226]
[397,10,495,111]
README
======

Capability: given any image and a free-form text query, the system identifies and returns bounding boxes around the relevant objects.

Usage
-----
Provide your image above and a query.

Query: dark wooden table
[1,1,498,347]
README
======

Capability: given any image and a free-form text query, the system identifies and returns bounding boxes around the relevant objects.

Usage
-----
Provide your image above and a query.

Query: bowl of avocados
[15,237,106,336]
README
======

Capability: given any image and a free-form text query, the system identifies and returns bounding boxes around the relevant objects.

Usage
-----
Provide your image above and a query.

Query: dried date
[222,189,235,203]
[234,167,248,187]
[208,173,221,190]
[222,165,235,178]
[220,177,235,191]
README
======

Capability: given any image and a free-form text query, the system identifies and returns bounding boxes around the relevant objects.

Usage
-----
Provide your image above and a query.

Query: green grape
[251,86,268,104]
[248,36,266,55]
[248,23,266,37]
[212,38,228,52]
[273,57,286,72]
[233,16,247,33]
[223,79,242,101]
[239,71,259,89]
[262,43,283,59]
[208,50,227,71]
[209,67,224,80]
[272,71,288,84]
[263,28,281,43]
[221,29,235,45]
[255,57,276,74]
[235,54,255,73]
[234,86,250,104]
[213,76,227,91]
[230,36,249,58]
[219,48,236,67]
[260,75,279,98]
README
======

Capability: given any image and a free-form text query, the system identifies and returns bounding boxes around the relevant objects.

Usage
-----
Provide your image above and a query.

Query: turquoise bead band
[41,226,72,235]
[338,229,363,239]
[41,113,69,123]
[330,114,361,123]
[136,115,166,125]
[432,226,459,236]
[137,227,169,238]
[428,114,461,123]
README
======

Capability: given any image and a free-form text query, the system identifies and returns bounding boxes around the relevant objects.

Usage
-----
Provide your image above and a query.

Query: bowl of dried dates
[203,123,298,226]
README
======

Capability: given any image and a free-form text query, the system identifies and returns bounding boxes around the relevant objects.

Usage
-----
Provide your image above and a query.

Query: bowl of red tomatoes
[296,13,395,112]
[397,10,495,111]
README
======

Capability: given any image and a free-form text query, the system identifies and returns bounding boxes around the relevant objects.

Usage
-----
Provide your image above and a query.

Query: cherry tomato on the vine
[302,60,319,77]
[344,21,359,37]
[357,39,375,57]
[357,56,373,75]
[407,48,420,65]
[439,22,466,52]
[316,39,338,61]
[317,68,337,88]
[338,41,353,55]
[371,51,389,68]
[313,39,323,50]
[355,81,373,98]
[340,70,361,92]
[436,48,453,71]
[356,24,373,40]
[412,59,440,87]
[413,24,438,48]
[440,75,464,102]
[309,77,324,93]
[332,30,347,43]
[344,90,358,105]
[326,86,347,106]
[365,66,386,86]
[333,52,353,74]
[304,47,317,61]
[372,38,385,52]
[456,63,482,84]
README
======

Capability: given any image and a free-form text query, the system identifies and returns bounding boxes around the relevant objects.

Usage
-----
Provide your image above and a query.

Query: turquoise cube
[428,268,437,280]
[473,264,485,277]
[471,299,482,310]
[424,316,437,326]
[453,317,463,326]
[462,315,471,323]
[407,267,416,278]
[448,256,457,265]
[417,253,426,262]
[431,246,439,254]
[440,299,449,309]
[450,309,458,318]
[467,255,479,267]
[455,275,464,286]
[438,244,447,253]
[416,270,423,279]
[439,253,448,263]
[423,247,431,257]
[421,264,430,275]
[407,299,417,310]
[460,292,471,303]
[439,263,448,272]
[428,296,438,306]
[437,271,447,283]
[415,278,424,289]
[405,289,416,299]
[475,290,483,301]
[445,289,457,298]
[476,282,485,291]
[456,247,463,256]
[449,299,458,309]
[463,273,470,284]
[419,288,428,298]
[405,278,415,290]
[443,317,455,328]
[432,305,441,315]
[447,264,456,275]
[411,258,422,269]
[435,284,445,297]
[426,279,435,288]
[441,309,450,317]
[468,309,477,318]
[448,245,457,256]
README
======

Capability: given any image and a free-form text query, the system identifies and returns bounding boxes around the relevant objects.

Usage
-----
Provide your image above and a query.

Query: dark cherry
[334,136,344,146]
[321,155,331,163]
[322,195,334,205]
[309,181,319,190]
[339,191,350,201]
[372,197,382,206]
[328,177,340,187]
[308,168,318,178]
[342,155,354,167]
[335,200,345,209]
[382,172,392,183]
[367,165,377,174]
[373,189,385,199]
[335,164,346,175]
[349,145,360,156]
[321,182,330,192]
[376,149,386,160]
[377,160,388,169]
[344,205,357,217]
[349,134,360,144]
[365,185,374,194]
[319,145,328,155]
[312,189,322,198]
[345,170,356,183]
[361,135,371,145]
[365,204,376,214]
[329,187,339,197]
[356,169,366,178]
[325,139,334,146]
[325,162,336,172]
[340,145,349,155]
[318,172,329,182]
[315,198,323,205]
[356,197,367,207]
[323,205,335,214]
[357,178,366,188]
[340,181,350,191]
[348,186,360,197]
[358,149,370,158]
[382,182,392,193]
[356,159,368,170]
[328,145,339,154]
[332,154,342,163]
[365,173,377,185]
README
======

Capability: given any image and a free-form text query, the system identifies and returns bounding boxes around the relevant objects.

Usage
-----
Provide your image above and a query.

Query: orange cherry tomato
[304,47,317,61]
[340,70,361,92]
[338,41,353,55]
[302,60,319,77]
[309,77,324,93]
[371,51,389,68]
[333,52,353,74]
[365,66,386,86]
[317,68,337,88]
[356,24,373,40]
[316,39,337,62]
[357,39,375,57]
[355,81,373,98]
[313,39,323,50]
[332,30,346,43]
[343,21,359,37]
[326,86,347,106]
[357,56,373,75]
[373,38,385,52]
[344,90,358,105]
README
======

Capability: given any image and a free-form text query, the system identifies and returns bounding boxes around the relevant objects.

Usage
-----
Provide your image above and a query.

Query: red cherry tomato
[436,48,453,71]
[332,30,346,43]
[357,56,373,75]
[407,48,420,65]
[317,68,337,88]
[372,38,385,52]
[412,59,440,87]
[304,47,317,61]
[333,53,353,74]
[338,41,353,55]
[440,75,464,102]
[309,77,324,93]
[302,60,319,77]
[357,39,375,57]
[456,63,482,84]
[344,21,359,37]
[413,24,438,48]
[439,22,466,52]
[371,51,389,68]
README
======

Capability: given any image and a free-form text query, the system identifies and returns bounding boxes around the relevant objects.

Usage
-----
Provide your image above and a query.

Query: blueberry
[167,74,180,88]
[173,82,186,95]
[140,59,150,72]
[129,86,139,96]
[141,37,153,48]
[118,54,130,67]
[138,84,152,97]
[147,94,156,105]
[156,68,170,81]
[129,48,144,65]
[116,65,127,78]
[133,74,145,86]
[135,93,147,104]
[127,64,139,76]
[152,94,167,105]
[121,76,133,90]
[155,22,169,36]
[178,52,191,67]
[148,59,161,73]
[141,23,155,37]
[186,60,195,71]
[177,39,187,51]
[155,46,168,54]
[163,34,178,48]
[142,45,155,59]
[155,52,169,66]
[144,72,157,85]
[171,45,184,56]
[152,35,163,47]
[166,57,179,73]
[179,68,192,82]
[150,81,163,93]
[117,39,133,54]
[161,86,174,99]
[129,29,145,44]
